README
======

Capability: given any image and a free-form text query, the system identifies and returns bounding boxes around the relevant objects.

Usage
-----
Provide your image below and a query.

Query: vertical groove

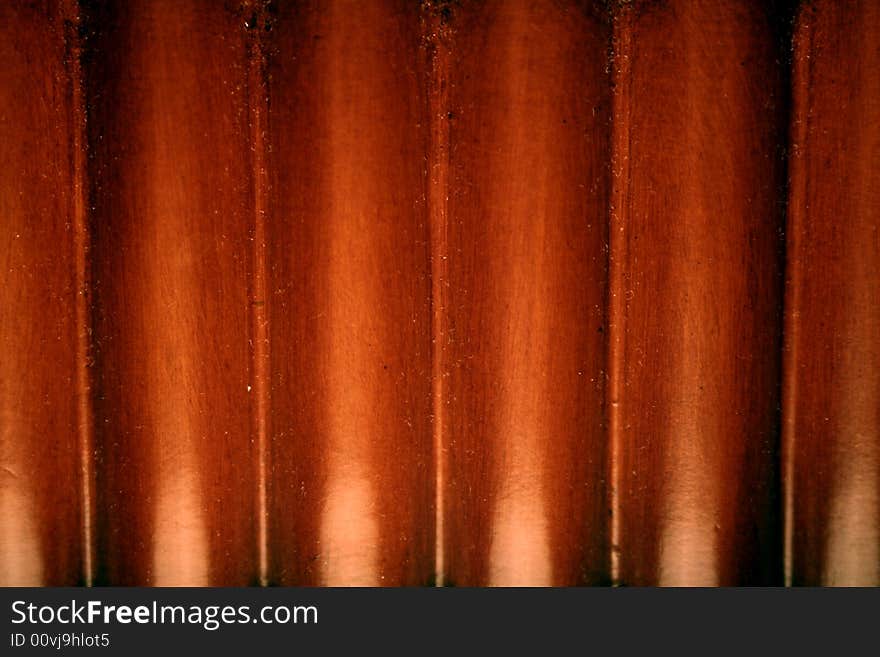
[64,0,96,587]
[246,1,271,587]
[782,6,814,588]
[607,3,633,587]
[424,1,451,587]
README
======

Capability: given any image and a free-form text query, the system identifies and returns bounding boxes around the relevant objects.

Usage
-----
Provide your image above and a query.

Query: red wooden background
[1,0,877,586]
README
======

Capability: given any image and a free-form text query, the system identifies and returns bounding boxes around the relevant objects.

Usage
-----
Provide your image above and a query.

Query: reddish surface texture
[783,0,880,586]
[1,0,90,586]
[0,0,876,586]
[86,0,258,585]
[441,0,610,586]
[267,0,434,585]
[609,0,787,586]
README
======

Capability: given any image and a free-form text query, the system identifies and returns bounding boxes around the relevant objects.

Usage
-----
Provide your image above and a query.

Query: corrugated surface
[267,0,433,586]
[440,0,610,587]
[783,0,880,586]
[1,0,89,586]
[87,0,258,585]
[608,0,786,586]
[1,0,877,586]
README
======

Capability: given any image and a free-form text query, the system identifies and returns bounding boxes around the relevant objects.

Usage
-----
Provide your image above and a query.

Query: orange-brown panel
[267,0,433,585]
[86,0,258,585]
[609,0,786,585]
[783,0,880,586]
[442,0,610,585]
[0,1,89,586]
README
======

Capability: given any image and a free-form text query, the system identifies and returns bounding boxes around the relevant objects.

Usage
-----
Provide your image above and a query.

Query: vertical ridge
[245,1,272,587]
[607,3,633,587]
[782,4,814,587]
[63,0,96,587]
[424,0,451,589]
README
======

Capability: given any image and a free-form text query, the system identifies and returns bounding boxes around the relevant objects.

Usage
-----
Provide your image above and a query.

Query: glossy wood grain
[267,0,433,585]
[2,0,878,588]
[783,0,880,586]
[608,0,787,585]
[86,0,258,585]
[0,0,91,586]
[441,0,610,586]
